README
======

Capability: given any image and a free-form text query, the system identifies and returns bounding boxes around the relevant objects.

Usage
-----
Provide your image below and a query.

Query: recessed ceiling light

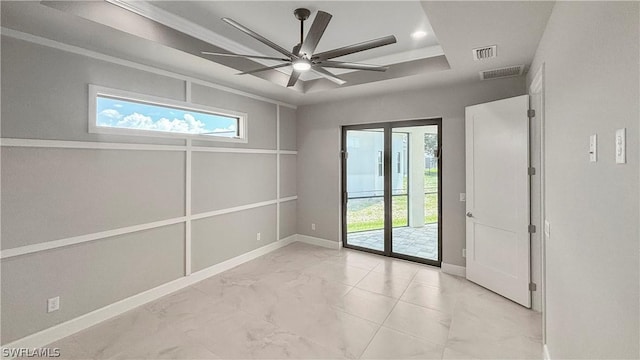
[411,30,428,39]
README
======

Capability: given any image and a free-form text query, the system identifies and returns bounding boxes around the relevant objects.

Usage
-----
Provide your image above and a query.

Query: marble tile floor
[347,224,438,260]
[48,242,542,359]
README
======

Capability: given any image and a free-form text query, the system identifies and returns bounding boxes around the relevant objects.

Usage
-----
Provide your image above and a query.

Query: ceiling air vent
[472,45,497,61]
[480,65,524,80]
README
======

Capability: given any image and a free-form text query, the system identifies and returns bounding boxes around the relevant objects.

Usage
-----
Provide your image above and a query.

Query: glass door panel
[391,125,439,262]
[391,132,409,229]
[342,120,441,266]
[344,129,385,252]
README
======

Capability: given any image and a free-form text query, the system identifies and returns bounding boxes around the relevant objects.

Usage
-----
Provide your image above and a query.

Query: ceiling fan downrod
[294,8,310,51]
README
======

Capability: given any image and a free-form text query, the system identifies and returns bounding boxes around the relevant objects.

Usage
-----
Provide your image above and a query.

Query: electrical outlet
[47,296,60,313]
[462,248,466,258]
[256,232,261,241]
[311,223,316,231]
[459,193,466,202]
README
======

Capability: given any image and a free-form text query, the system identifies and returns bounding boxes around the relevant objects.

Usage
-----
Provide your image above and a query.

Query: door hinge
[528,167,536,176]
[343,192,348,204]
[529,282,537,291]
[527,109,535,118]
[528,224,536,233]
[342,151,349,159]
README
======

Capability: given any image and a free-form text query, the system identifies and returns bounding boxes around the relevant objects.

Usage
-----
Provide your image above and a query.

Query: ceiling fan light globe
[292,60,312,72]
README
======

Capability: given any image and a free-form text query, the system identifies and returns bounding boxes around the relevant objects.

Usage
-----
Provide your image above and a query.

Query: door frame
[340,118,443,267]
[529,63,547,340]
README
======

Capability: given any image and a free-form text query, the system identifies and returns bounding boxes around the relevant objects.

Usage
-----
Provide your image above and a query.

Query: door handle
[466,212,473,218]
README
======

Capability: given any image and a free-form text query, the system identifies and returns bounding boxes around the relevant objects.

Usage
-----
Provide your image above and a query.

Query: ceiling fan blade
[299,11,332,58]
[311,66,346,85]
[312,35,397,61]
[317,61,389,72]
[238,63,292,75]
[286,71,301,87]
[201,52,290,62]
[222,18,297,59]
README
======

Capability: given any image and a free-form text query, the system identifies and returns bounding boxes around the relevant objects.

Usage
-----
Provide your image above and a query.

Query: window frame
[88,84,248,143]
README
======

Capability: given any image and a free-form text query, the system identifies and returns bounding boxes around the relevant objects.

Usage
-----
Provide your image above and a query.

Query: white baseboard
[1,235,297,355]
[543,344,550,360]
[296,234,341,249]
[441,262,466,277]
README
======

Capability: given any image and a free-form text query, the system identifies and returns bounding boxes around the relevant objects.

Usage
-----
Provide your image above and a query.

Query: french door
[341,119,442,266]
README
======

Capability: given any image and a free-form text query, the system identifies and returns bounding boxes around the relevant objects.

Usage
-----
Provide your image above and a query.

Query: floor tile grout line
[376,268,453,357]
[358,260,418,358]
[351,261,378,289]
[358,290,404,359]
[378,310,451,354]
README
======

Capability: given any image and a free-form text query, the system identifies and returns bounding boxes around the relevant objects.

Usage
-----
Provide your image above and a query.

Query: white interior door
[465,95,531,307]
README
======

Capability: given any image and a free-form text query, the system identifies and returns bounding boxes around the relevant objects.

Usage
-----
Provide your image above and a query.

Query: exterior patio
[346,224,438,261]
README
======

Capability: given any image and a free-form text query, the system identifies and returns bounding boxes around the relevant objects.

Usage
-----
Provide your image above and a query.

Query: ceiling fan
[201,8,397,87]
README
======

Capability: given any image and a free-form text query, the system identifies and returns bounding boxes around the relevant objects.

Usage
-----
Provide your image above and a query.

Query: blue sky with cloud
[96,96,238,137]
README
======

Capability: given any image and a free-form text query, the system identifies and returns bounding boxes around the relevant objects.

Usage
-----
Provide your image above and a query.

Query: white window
[89,85,247,142]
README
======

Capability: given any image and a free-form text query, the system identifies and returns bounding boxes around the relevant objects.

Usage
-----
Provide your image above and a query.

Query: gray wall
[296,77,525,267]
[1,148,185,249]
[1,37,296,343]
[279,200,298,240]
[527,2,639,358]
[191,153,276,213]
[192,205,277,272]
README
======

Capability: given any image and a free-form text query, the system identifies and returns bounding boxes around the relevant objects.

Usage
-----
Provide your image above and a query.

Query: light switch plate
[616,128,626,164]
[589,134,597,162]
[459,193,466,202]
[544,220,550,238]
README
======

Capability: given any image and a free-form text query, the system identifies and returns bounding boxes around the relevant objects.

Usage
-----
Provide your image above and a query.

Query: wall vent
[480,65,524,80]
[472,45,497,60]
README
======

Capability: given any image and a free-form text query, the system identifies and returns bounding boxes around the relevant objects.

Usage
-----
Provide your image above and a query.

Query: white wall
[527,2,639,358]
[296,77,525,267]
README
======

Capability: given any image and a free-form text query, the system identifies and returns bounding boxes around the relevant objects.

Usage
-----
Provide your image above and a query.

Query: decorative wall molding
[185,139,193,276]
[0,199,292,260]
[191,146,281,154]
[190,200,278,221]
[279,196,298,203]
[0,138,296,155]
[276,105,282,241]
[0,217,187,260]
[0,138,186,151]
